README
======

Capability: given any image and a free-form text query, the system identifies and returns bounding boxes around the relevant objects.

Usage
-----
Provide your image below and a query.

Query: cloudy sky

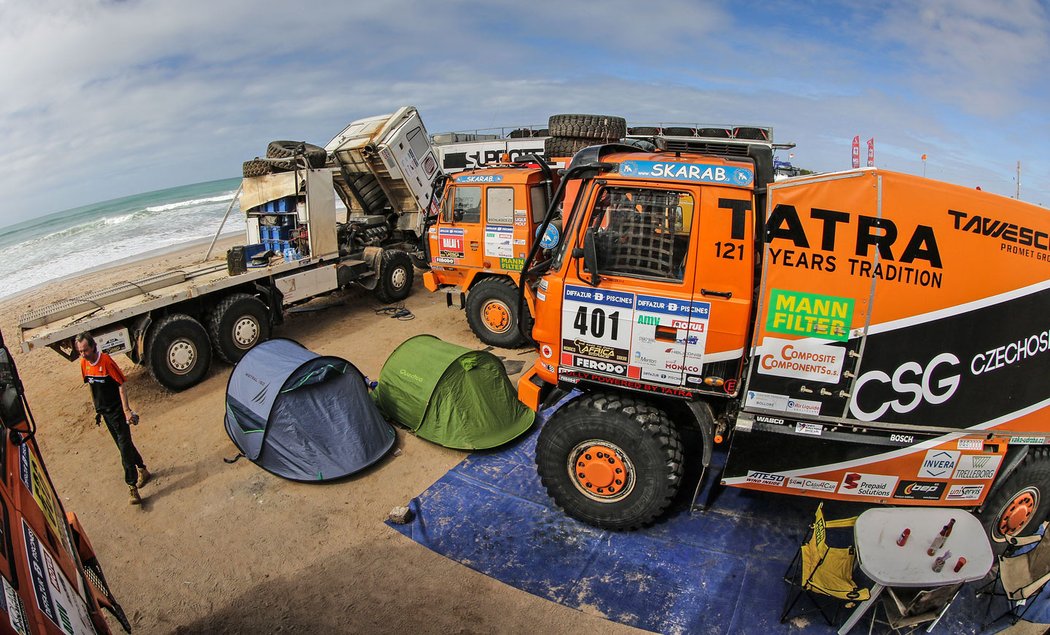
[1,0,1047,225]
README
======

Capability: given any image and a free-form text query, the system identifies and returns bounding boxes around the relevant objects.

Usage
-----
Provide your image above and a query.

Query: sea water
[0,177,243,300]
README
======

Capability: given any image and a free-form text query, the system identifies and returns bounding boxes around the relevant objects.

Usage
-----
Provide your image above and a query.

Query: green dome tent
[374,335,534,450]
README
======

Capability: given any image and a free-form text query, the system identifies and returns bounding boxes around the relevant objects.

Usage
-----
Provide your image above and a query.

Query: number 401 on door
[573,306,621,339]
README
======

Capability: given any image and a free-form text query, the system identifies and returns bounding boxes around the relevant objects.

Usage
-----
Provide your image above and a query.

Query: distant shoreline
[4,231,242,304]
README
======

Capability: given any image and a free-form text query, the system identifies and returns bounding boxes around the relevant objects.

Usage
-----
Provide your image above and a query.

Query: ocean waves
[0,177,242,300]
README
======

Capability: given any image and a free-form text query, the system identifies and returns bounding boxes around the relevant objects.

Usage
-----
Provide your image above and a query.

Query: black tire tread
[980,447,1050,549]
[374,249,414,303]
[536,393,683,530]
[145,313,212,391]
[207,293,269,364]
[544,136,592,159]
[548,114,627,140]
[242,159,272,178]
[464,277,530,348]
[266,140,327,169]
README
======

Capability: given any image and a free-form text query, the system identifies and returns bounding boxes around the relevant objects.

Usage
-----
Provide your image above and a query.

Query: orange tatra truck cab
[522,142,1050,547]
[0,332,129,634]
[423,160,557,347]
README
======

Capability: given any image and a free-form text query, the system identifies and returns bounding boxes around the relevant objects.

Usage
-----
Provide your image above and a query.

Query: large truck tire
[465,278,531,348]
[242,159,272,178]
[145,313,212,391]
[207,293,271,364]
[536,393,684,530]
[662,126,696,137]
[266,140,327,170]
[548,114,627,140]
[544,136,592,159]
[980,447,1050,551]
[629,126,661,136]
[374,249,414,303]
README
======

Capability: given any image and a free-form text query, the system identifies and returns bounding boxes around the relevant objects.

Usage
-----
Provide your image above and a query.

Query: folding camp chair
[871,583,963,634]
[780,502,871,625]
[979,522,1050,626]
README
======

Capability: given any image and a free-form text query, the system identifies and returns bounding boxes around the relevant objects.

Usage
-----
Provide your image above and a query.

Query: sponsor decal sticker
[758,337,845,383]
[484,225,514,258]
[618,160,754,185]
[745,471,785,486]
[890,434,915,444]
[766,289,854,341]
[838,472,898,497]
[794,421,823,436]
[786,477,838,493]
[540,344,553,359]
[787,398,823,417]
[746,390,789,411]
[438,227,466,258]
[946,484,984,501]
[433,256,455,265]
[455,174,503,183]
[499,257,524,271]
[893,480,947,501]
[952,454,1003,480]
[957,438,984,450]
[1009,436,1046,445]
[919,450,960,478]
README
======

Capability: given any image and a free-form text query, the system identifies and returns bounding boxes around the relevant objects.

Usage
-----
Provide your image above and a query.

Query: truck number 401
[573,307,620,339]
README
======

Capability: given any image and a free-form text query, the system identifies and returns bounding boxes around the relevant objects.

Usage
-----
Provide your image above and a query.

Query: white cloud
[0,0,1047,224]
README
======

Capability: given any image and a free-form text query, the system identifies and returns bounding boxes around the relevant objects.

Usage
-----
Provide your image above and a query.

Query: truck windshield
[585,186,693,282]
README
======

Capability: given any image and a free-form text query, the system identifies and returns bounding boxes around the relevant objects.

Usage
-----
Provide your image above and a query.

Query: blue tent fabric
[388,413,1044,634]
[225,339,394,481]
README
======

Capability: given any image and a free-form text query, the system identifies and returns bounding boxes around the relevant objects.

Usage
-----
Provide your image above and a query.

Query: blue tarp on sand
[388,413,1049,634]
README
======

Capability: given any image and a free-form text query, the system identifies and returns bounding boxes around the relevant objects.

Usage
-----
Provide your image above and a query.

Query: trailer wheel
[536,393,683,530]
[266,140,327,169]
[208,293,271,364]
[548,114,627,140]
[980,448,1050,550]
[464,278,531,348]
[374,249,414,303]
[145,314,212,391]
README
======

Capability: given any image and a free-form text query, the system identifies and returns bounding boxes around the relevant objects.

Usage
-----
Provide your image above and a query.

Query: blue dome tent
[224,339,394,481]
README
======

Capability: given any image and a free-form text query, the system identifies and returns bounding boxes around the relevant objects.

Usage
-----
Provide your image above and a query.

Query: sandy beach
[2,238,638,634]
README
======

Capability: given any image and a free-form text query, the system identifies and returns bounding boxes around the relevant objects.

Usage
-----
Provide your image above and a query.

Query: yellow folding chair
[781,502,871,625]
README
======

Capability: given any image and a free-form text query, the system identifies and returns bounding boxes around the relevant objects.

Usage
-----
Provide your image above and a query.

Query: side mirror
[0,348,27,431]
[582,229,602,287]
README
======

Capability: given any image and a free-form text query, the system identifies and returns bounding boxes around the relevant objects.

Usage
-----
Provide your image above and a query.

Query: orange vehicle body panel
[427,166,548,293]
[523,152,1050,509]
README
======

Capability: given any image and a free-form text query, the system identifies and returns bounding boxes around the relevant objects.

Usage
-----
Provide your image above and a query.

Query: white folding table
[837,507,994,634]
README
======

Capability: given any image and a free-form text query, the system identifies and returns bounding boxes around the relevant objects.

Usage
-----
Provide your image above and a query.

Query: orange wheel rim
[568,441,634,502]
[481,300,512,333]
[997,487,1039,537]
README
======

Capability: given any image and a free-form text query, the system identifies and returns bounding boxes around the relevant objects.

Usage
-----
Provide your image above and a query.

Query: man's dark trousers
[100,407,144,486]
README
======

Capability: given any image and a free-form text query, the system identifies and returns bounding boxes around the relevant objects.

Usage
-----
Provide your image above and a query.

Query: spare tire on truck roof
[266,140,327,169]
[548,114,627,140]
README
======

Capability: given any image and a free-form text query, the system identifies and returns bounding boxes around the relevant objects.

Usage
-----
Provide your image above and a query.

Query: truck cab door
[558,183,699,388]
[684,190,756,394]
[432,183,484,270]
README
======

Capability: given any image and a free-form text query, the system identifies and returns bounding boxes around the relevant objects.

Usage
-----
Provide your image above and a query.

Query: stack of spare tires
[242,141,328,178]
[543,113,628,159]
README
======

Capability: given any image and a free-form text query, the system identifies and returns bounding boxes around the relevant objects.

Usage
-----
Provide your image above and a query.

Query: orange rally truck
[518,141,1050,547]
[0,330,129,634]
[422,156,559,347]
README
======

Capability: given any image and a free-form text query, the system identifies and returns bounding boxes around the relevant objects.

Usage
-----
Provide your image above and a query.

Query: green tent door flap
[373,335,534,450]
